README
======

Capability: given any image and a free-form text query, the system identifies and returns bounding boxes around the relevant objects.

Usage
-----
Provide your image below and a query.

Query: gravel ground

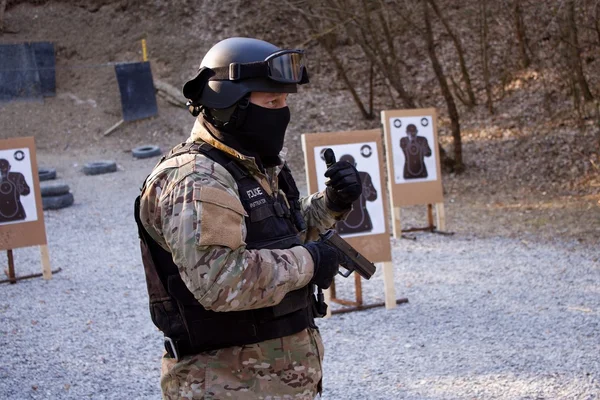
[1,150,599,400]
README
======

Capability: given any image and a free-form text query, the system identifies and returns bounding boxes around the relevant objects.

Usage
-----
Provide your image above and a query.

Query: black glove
[324,161,362,212]
[303,240,341,289]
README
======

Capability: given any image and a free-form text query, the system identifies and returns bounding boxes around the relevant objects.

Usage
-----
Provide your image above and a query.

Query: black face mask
[228,103,291,163]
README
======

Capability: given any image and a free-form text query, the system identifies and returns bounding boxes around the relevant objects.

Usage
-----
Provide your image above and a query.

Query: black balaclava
[206,98,291,167]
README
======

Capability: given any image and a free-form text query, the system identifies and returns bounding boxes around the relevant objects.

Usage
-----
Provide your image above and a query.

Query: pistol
[319,229,377,280]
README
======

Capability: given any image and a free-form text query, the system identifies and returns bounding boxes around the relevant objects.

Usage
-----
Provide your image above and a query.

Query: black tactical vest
[134,142,317,359]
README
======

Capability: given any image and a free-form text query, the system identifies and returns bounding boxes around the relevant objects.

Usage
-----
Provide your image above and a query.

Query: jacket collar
[188,118,288,176]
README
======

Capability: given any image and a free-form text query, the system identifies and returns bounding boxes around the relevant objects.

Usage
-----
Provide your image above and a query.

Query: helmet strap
[205,94,251,131]
[231,95,250,129]
[204,94,249,129]
[186,100,203,117]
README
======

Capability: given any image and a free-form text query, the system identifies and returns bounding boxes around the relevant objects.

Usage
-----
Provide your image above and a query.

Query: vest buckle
[273,202,285,217]
[164,336,180,361]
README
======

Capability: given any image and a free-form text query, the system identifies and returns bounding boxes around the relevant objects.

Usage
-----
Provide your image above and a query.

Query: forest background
[1,0,599,245]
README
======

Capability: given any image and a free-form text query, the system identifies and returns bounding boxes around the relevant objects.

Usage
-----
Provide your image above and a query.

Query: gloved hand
[303,240,341,289]
[324,161,362,212]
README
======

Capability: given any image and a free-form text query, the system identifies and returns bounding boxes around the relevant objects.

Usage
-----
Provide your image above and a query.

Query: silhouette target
[399,124,432,179]
[335,154,378,235]
[0,159,31,223]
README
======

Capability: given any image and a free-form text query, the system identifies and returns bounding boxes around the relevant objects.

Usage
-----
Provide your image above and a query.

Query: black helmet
[183,37,309,110]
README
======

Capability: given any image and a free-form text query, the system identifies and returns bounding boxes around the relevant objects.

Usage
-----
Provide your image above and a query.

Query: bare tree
[427,0,477,106]
[422,0,463,172]
[513,0,531,68]
[563,0,594,102]
[595,1,600,46]
[0,0,7,33]
[342,0,417,108]
[295,4,375,120]
[480,0,494,114]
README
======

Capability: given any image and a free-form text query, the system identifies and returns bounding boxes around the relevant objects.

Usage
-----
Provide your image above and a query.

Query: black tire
[42,192,74,210]
[132,145,162,159]
[38,168,57,181]
[83,161,117,175]
[40,181,70,197]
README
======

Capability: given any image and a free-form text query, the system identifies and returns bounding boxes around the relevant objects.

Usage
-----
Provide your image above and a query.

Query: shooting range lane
[0,150,598,400]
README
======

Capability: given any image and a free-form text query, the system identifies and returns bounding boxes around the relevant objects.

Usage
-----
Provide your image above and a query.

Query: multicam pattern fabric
[139,118,347,399]
[160,328,325,400]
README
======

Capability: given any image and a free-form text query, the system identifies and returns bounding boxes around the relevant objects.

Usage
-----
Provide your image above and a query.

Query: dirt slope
[0,1,598,245]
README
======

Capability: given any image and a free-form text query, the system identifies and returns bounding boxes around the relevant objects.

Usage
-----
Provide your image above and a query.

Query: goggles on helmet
[208,49,308,84]
[263,50,306,83]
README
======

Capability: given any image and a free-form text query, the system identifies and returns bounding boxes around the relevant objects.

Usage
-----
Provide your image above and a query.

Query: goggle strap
[209,62,269,82]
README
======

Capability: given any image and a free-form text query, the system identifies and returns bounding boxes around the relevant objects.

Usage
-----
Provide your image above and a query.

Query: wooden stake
[354,273,363,305]
[381,262,396,309]
[435,202,446,231]
[103,119,124,137]
[329,277,337,299]
[40,245,52,280]
[6,249,16,284]
[392,206,402,238]
[141,39,148,62]
[324,287,332,318]
[427,204,434,229]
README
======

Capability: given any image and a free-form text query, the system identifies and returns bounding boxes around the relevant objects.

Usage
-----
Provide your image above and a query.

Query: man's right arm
[141,160,315,313]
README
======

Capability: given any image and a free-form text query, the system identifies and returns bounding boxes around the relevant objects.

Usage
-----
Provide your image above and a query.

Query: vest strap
[138,140,316,357]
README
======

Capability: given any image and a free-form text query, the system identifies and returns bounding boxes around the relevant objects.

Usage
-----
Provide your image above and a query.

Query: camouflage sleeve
[144,158,314,312]
[299,190,350,242]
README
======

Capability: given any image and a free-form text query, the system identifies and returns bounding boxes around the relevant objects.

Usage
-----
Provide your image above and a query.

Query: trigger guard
[338,268,352,278]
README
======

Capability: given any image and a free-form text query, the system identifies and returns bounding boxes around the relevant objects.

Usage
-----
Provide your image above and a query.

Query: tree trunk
[428,0,476,106]
[323,34,374,120]
[356,0,416,108]
[565,0,594,102]
[514,0,531,68]
[480,0,494,114]
[595,100,600,150]
[368,62,374,117]
[422,0,463,172]
[595,2,600,47]
[0,0,7,32]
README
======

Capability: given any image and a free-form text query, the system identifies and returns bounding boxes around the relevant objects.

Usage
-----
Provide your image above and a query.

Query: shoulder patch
[193,185,247,217]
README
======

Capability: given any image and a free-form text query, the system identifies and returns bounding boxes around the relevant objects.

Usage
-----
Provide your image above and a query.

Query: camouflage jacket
[139,118,347,399]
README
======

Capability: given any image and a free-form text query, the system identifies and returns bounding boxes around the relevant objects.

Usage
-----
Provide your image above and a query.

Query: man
[134,37,362,399]
[399,123,432,179]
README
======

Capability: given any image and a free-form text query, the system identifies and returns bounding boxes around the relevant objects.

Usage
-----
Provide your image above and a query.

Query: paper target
[314,141,385,238]
[0,147,38,225]
[389,115,438,184]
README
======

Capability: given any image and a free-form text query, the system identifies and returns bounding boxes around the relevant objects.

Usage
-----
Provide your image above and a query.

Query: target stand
[381,108,454,241]
[325,263,408,316]
[0,137,55,285]
[393,203,454,240]
[0,246,60,284]
[301,129,405,317]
